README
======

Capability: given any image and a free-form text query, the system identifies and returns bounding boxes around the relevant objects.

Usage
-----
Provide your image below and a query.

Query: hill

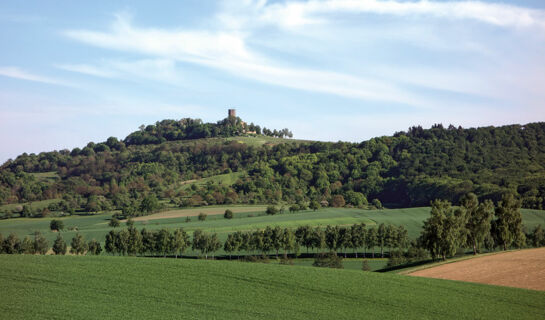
[1,117,545,219]
[1,255,544,319]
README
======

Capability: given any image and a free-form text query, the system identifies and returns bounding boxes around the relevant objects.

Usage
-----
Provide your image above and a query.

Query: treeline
[2,121,545,218]
[418,193,545,261]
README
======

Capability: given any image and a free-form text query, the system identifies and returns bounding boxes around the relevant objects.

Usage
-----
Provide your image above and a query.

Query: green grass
[270,257,388,271]
[29,171,60,182]
[0,207,544,256]
[0,255,543,319]
[178,171,246,190]
[0,198,61,212]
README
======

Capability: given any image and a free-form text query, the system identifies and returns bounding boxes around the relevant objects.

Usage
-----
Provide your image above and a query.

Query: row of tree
[0,232,102,256]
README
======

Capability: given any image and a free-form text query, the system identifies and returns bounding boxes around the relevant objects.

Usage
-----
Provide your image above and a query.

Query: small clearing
[131,206,268,221]
[409,248,545,291]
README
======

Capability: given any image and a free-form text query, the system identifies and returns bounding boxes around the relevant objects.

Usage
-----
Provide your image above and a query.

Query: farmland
[409,248,545,291]
[1,255,544,319]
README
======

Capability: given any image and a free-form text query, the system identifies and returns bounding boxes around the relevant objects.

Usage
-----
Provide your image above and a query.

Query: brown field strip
[408,248,545,291]
[130,206,267,222]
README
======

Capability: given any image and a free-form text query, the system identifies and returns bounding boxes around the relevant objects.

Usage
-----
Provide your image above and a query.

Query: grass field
[0,206,544,257]
[177,171,246,190]
[0,255,543,319]
[0,198,61,213]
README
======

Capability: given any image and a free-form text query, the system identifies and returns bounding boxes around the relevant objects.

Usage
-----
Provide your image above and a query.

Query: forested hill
[1,119,545,218]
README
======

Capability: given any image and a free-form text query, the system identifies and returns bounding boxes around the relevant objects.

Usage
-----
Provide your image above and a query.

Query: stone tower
[228,109,236,118]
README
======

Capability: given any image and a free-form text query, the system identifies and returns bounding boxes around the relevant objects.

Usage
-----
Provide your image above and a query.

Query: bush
[109,218,120,228]
[362,260,371,271]
[266,206,278,215]
[279,257,294,265]
[50,219,64,232]
[387,250,407,267]
[198,213,207,221]
[224,209,233,219]
[185,216,191,222]
[313,252,343,269]
[52,234,67,255]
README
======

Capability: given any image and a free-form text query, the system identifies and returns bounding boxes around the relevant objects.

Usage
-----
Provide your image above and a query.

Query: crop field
[409,248,545,291]
[0,255,544,319]
[0,207,544,257]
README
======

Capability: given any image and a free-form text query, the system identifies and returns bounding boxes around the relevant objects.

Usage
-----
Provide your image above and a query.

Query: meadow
[0,255,544,319]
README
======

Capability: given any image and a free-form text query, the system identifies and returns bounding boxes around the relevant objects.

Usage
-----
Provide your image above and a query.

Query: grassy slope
[1,255,544,320]
[0,207,544,254]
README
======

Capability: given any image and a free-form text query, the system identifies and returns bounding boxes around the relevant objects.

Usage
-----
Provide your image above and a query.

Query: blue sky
[1,0,544,163]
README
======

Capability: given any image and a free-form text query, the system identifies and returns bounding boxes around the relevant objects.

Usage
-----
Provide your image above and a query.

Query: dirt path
[408,248,545,291]
[130,206,267,222]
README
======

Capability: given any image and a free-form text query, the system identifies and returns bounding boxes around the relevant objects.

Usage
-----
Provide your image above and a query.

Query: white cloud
[255,0,545,30]
[0,66,70,86]
[63,14,436,107]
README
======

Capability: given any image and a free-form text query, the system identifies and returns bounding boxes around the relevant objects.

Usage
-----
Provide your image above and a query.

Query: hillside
[1,255,544,319]
[1,117,545,219]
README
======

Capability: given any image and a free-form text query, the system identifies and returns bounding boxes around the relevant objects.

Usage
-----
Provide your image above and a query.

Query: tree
[33,232,49,255]
[377,223,387,258]
[295,225,312,254]
[141,228,156,255]
[171,228,190,258]
[109,218,120,228]
[312,227,326,253]
[350,223,366,258]
[52,234,67,255]
[224,233,238,260]
[127,227,143,255]
[116,229,130,255]
[338,227,352,258]
[140,194,160,213]
[462,193,494,255]
[372,199,383,209]
[50,219,64,232]
[224,209,234,219]
[280,228,295,258]
[198,213,207,221]
[492,194,525,250]
[155,228,172,257]
[331,195,346,208]
[3,233,21,254]
[70,233,88,255]
[105,230,116,254]
[271,226,283,258]
[87,239,102,255]
[530,225,545,247]
[420,199,466,260]
[325,225,340,254]
[22,236,35,254]
[366,227,378,258]
[309,200,320,211]
[266,206,278,215]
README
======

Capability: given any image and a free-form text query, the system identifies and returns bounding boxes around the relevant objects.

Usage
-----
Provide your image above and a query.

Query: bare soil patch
[131,206,267,222]
[409,248,545,291]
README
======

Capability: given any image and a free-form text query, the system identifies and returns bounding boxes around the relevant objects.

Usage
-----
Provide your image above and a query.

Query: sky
[1,0,545,163]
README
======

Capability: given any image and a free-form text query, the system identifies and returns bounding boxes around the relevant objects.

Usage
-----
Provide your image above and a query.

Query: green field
[1,206,544,257]
[0,255,543,319]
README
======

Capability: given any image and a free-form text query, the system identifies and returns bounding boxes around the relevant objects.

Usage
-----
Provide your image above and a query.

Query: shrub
[313,252,343,269]
[109,218,120,228]
[198,213,207,221]
[50,219,64,232]
[362,260,371,271]
[224,209,233,219]
[266,206,278,215]
[52,234,67,255]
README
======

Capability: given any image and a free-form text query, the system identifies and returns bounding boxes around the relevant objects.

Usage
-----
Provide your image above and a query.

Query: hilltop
[1,115,545,219]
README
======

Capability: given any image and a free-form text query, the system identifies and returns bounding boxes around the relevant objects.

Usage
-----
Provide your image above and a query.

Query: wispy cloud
[252,0,545,30]
[0,66,70,86]
[63,13,435,107]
